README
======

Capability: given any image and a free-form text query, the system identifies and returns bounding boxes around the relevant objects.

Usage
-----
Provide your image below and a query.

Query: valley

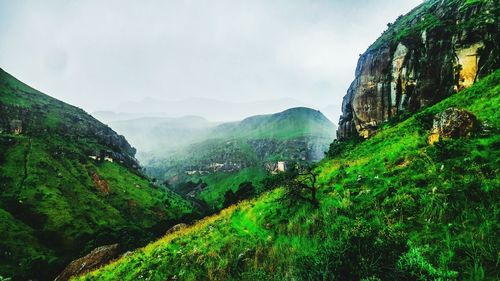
[111,107,335,209]
[0,0,498,280]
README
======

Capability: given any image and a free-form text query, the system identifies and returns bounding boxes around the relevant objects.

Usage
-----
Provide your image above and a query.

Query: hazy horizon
[0,0,422,124]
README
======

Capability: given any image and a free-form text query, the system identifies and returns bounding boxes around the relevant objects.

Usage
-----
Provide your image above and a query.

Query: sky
[0,0,422,123]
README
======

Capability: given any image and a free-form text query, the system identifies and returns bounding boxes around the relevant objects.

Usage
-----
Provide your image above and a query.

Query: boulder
[165,223,188,235]
[428,107,477,144]
[55,244,120,281]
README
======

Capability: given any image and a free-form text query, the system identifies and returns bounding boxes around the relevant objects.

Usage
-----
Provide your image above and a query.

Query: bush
[397,247,458,280]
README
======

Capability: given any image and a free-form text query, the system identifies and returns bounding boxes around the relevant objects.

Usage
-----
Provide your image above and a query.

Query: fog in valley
[0,0,421,127]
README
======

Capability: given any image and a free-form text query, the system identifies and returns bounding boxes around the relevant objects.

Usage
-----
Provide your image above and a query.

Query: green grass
[77,71,499,280]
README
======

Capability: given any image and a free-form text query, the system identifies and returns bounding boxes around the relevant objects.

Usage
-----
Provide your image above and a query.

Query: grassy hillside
[0,68,196,280]
[78,70,499,280]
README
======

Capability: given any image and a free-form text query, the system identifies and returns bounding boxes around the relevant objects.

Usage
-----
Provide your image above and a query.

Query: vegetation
[2,1,498,279]
[77,70,499,280]
[195,167,267,209]
[0,69,198,280]
[368,0,497,52]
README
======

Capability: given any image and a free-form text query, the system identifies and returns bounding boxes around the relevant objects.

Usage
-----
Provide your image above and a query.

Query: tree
[223,182,256,208]
[282,164,320,207]
[223,190,237,208]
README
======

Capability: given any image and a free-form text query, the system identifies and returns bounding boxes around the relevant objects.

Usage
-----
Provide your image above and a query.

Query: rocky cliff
[338,0,499,139]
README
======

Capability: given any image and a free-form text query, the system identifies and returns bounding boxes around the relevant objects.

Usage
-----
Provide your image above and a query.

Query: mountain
[140,107,336,208]
[0,68,197,280]
[338,0,499,139]
[77,0,499,280]
[212,107,334,140]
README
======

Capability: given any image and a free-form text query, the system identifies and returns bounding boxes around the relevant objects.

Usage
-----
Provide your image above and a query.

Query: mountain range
[92,97,341,125]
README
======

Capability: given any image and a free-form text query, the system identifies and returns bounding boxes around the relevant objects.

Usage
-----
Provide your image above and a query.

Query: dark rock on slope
[428,107,477,144]
[338,0,499,139]
[55,244,121,281]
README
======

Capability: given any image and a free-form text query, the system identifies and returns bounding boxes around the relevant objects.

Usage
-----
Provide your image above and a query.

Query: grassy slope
[0,69,195,280]
[78,71,499,280]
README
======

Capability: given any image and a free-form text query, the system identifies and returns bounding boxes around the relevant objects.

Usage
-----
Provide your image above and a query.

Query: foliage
[222,182,257,208]
[279,164,320,207]
[326,135,364,158]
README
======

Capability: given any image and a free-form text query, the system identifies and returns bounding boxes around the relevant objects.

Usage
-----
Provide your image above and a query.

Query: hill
[0,68,197,280]
[212,107,334,140]
[141,107,336,209]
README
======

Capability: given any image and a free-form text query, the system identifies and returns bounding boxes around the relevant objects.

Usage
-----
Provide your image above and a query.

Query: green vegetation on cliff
[78,70,499,280]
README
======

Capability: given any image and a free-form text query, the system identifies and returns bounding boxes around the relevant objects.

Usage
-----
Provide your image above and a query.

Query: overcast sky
[0,0,421,123]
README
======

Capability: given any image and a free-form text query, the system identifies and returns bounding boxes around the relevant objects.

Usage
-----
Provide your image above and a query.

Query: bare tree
[282,164,319,207]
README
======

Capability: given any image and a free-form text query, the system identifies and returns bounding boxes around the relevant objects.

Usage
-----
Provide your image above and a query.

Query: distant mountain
[91,111,145,124]
[0,68,196,280]
[110,116,218,162]
[134,107,336,208]
[212,107,335,140]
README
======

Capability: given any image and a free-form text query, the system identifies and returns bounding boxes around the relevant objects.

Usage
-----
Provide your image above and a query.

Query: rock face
[338,0,499,139]
[248,137,330,163]
[428,107,477,144]
[55,244,121,281]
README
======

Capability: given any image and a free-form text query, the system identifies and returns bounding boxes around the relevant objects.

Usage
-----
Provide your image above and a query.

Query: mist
[0,0,422,124]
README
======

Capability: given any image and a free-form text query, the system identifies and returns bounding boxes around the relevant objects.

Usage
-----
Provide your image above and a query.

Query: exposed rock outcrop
[338,0,499,139]
[428,107,477,144]
[55,244,121,281]
[165,223,188,235]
